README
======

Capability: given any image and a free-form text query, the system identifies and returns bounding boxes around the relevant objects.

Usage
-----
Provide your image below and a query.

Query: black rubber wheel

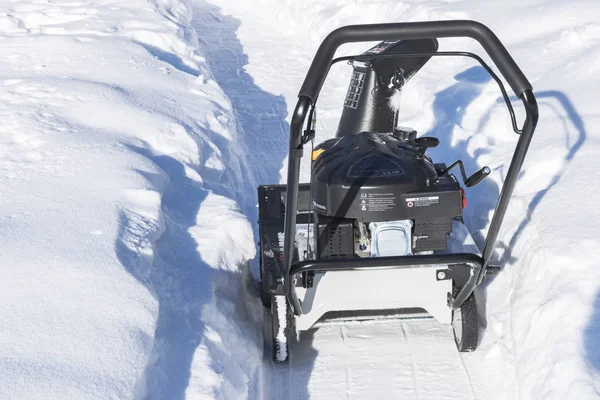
[263,295,294,363]
[452,293,478,352]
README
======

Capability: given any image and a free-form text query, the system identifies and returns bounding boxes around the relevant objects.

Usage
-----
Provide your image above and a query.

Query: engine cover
[312,131,462,223]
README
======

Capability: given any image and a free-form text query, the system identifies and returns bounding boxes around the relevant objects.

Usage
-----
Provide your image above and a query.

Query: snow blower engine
[258,21,538,362]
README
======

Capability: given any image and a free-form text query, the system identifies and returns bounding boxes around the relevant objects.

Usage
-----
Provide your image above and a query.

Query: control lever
[466,166,492,187]
[440,160,491,187]
[413,136,439,158]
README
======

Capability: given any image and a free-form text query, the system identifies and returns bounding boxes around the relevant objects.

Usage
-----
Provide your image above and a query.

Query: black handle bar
[282,21,539,313]
[299,20,532,101]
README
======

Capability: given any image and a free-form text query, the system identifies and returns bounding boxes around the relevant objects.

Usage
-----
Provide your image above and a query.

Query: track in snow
[269,320,485,400]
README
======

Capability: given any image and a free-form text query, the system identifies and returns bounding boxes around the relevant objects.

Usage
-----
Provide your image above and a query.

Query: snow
[273,295,289,363]
[0,1,260,399]
[1,0,599,399]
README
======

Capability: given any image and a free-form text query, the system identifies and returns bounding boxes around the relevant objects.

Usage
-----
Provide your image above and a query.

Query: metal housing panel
[295,266,452,331]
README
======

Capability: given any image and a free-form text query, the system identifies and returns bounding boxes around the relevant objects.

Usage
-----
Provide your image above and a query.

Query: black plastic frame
[281,21,539,316]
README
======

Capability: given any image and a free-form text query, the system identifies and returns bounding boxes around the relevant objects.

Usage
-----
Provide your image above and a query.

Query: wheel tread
[454,293,478,352]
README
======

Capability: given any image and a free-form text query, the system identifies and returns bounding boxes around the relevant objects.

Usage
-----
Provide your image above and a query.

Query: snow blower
[258,20,538,362]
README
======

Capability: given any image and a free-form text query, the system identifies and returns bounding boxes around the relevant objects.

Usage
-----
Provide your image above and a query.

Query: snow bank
[0,1,261,398]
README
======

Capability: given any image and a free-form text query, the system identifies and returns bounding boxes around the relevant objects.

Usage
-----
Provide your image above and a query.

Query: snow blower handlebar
[299,20,532,101]
[282,21,539,315]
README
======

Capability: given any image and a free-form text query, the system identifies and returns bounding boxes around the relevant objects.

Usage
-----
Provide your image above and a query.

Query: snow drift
[0,1,262,398]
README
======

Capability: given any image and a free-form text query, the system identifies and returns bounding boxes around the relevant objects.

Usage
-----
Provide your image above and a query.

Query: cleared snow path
[269,321,486,400]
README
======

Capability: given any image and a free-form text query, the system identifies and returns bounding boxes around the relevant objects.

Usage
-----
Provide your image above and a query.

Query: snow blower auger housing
[258,20,538,362]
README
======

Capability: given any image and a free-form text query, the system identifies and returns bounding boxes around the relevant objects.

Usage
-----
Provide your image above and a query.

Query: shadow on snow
[115,2,290,398]
[426,65,498,249]
[116,148,210,399]
[192,3,317,400]
[495,90,586,266]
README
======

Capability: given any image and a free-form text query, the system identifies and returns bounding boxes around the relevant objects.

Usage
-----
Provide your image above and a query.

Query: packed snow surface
[1,0,599,399]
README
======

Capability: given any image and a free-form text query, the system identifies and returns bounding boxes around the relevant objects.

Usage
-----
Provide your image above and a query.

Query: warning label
[405,196,439,207]
[359,192,396,212]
